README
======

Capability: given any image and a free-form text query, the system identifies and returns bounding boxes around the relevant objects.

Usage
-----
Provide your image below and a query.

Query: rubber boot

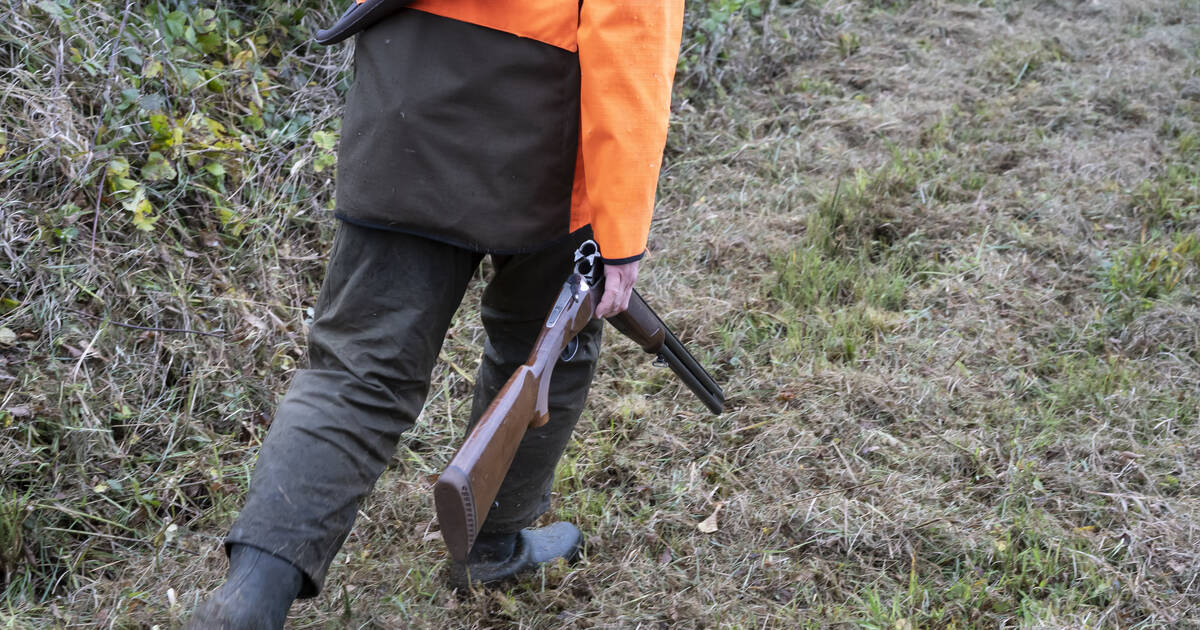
[187,544,303,630]
[469,531,518,563]
[449,522,582,589]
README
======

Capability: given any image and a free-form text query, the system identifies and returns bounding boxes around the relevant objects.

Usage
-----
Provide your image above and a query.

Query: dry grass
[2,0,1199,628]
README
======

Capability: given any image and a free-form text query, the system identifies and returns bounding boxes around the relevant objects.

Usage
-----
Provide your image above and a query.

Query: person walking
[188,1,684,627]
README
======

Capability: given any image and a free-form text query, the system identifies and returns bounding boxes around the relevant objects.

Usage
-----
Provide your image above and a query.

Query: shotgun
[434,272,725,563]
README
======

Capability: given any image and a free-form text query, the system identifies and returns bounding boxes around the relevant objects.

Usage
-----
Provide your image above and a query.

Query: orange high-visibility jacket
[334,0,684,263]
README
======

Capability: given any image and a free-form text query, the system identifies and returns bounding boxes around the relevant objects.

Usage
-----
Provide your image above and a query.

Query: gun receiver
[434,274,724,564]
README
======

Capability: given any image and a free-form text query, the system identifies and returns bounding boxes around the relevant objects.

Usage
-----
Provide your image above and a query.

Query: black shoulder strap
[315,0,414,45]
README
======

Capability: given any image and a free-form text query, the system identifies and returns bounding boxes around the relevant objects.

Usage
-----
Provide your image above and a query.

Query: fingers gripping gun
[434,274,725,563]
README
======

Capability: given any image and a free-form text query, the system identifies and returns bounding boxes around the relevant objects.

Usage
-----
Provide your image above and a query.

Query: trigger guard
[560,337,579,362]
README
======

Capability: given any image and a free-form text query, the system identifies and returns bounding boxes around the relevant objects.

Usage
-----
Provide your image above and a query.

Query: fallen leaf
[243,313,267,332]
[697,501,725,534]
[422,530,443,543]
[0,327,15,345]
[763,553,788,567]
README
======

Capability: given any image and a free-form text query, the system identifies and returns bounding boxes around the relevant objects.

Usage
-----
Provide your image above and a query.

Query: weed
[1103,232,1200,321]
[1129,132,1200,230]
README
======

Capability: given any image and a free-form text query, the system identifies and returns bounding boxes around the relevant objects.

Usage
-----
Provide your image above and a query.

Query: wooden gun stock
[434,276,725,563]
[435,274,599,563]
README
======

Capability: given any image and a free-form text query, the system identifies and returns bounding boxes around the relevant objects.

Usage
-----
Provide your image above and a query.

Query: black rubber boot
[449,522,582,589]
[469,531,518,563]
[187,544,304,630]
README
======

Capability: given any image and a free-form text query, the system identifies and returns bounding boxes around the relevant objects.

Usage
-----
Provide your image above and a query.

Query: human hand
[595,260,640,318]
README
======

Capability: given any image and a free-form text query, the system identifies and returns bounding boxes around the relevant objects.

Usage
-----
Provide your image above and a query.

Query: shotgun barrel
[607,289,725,414]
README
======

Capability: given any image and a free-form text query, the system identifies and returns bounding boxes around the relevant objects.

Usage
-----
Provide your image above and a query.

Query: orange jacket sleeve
[575,0,684,262]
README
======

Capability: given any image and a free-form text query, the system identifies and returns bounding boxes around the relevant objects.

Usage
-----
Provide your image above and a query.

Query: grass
[2,0,1200,628]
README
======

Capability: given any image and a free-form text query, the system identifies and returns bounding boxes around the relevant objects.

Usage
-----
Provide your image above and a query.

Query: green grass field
[2,0,1198,627]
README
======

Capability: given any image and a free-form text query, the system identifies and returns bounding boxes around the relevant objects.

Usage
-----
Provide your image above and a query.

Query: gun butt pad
[433,465,477,564]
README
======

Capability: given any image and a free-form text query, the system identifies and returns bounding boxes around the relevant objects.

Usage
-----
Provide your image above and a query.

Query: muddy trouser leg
[468,230,603,537]
[226,222,481,597]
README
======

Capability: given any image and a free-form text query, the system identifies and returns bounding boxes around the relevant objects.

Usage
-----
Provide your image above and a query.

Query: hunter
[188,0,684,627]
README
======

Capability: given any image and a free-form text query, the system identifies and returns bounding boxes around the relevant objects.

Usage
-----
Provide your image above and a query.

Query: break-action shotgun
[434,272,724,564]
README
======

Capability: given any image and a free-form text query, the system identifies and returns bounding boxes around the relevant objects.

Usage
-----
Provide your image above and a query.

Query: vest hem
[334,212,588,256]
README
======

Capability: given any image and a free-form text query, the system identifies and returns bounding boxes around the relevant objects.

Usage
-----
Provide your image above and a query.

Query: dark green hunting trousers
[226,222,602,597]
